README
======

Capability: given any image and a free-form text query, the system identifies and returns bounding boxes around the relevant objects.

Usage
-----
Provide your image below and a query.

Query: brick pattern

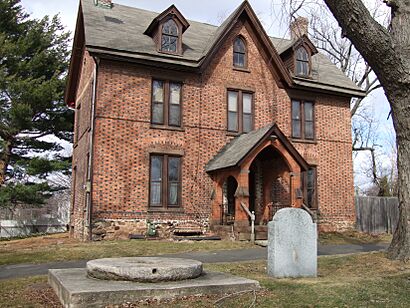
[70,22,355,239]
[70,51,95,240]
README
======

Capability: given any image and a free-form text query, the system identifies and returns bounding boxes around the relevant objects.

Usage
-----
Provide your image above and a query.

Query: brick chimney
[94,0,112,8]
[290,17,309,40]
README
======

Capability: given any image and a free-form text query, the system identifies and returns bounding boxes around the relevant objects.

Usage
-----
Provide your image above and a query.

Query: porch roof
[205,123,309,173]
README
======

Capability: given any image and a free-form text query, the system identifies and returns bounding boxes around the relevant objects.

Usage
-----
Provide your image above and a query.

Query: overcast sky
[19,0,395,190]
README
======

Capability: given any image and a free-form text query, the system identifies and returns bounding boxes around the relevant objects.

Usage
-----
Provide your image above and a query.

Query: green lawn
[0,231,392,267]
[0,252,409,307]
[0,233,253,266]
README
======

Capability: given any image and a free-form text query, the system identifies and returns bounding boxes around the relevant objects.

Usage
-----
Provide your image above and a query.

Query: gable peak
[144,4,190,36]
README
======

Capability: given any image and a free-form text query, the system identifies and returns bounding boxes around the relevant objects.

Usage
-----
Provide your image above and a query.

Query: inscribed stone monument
[267,208,317,278]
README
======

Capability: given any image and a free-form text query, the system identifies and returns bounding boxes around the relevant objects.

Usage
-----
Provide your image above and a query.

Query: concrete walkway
[0,243,388,280]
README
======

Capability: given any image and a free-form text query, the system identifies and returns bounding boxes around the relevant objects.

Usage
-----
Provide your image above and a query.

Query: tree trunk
[387,91,410,260]
[323,0,410,260]
[0,140,12,185]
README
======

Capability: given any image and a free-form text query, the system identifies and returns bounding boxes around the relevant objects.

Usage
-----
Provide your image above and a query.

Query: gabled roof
[289,34,318,55]
[205,123,309,172]
[66,1,366,105]
[144,4,190,36]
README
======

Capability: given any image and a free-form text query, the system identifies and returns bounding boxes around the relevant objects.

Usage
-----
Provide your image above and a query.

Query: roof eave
[292,78,367,98]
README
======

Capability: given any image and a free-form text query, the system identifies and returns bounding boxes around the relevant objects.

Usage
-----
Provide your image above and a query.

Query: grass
[318,231,392,245]
[0,231,393,267]
[0,233,254,266]
[1,252,409,307]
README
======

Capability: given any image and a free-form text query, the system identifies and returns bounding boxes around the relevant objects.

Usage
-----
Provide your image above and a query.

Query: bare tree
[321,0,410,261]
[278,0,391,195]
[276,0,409,260]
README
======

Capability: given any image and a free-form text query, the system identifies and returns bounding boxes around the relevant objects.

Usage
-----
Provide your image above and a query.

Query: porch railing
[219,204,234,225]
[240,202,255,243]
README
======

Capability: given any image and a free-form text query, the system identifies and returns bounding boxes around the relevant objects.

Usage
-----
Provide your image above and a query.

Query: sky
[19,0,395,190]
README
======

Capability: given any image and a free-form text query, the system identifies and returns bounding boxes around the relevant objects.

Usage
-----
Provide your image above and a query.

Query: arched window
[161,19,179,53]
[233,37,246,68]
[296,47,309,76]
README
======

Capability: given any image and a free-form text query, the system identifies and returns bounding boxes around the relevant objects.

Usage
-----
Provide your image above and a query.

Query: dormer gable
[144,5,190,55]
[280,17,319,78]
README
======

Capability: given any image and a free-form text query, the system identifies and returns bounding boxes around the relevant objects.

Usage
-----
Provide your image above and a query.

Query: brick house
[67,0,365,240]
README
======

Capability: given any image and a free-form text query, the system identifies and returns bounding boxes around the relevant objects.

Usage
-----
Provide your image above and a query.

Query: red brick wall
[70,50,95,240]
[71,21,355,239]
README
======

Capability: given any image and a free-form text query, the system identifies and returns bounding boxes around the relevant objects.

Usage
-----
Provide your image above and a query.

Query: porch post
[234,168,250,227]
[210,178,223,227]
[290,169,302,207]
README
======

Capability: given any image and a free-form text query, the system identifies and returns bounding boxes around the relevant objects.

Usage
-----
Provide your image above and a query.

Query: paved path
[0,243,388,280]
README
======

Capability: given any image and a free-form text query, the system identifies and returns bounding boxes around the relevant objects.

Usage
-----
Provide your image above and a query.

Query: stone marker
[87,257,202,282]
[267,208,317,278]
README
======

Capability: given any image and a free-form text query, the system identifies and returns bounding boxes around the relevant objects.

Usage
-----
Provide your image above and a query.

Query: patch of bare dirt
[0,233,78,252]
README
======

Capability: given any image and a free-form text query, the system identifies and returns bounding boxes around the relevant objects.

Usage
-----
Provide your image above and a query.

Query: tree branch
[323,0,399,90]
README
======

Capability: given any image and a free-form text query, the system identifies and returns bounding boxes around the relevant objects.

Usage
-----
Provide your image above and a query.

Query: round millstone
[86,257,203,282]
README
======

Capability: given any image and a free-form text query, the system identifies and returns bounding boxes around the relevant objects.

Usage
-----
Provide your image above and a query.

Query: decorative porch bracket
[240,202,255,243]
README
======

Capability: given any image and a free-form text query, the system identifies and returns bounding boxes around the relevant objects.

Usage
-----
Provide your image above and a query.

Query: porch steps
[211,225,269,241]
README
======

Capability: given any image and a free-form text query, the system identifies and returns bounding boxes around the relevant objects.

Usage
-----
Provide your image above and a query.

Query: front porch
[206,124,309,239]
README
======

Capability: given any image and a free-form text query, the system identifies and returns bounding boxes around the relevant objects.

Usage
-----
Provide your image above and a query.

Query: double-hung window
[295,47,310,76]
[149,155,181,208]
[302,167,317,209]
[292,99,314,140]
[161,19,179,53]
[227,90,253,133]
[151,80,182,127]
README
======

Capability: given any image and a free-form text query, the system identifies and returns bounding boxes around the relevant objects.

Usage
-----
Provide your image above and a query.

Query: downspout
[86,56,99,240]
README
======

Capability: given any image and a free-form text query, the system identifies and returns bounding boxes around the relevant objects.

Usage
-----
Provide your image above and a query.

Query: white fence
[0,191,70,238]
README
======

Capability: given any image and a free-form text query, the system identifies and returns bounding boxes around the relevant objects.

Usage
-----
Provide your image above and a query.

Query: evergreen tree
[0,0,73,207]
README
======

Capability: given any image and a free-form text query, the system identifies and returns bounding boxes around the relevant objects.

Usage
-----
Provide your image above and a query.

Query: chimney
[290,17,309,40]
[94,0,112,9]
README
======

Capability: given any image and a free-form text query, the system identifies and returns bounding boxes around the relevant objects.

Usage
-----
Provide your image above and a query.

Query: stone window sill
[233,67,251,73]
[290,138,317,145]
[148,207,184,213]
[150,124,185,132]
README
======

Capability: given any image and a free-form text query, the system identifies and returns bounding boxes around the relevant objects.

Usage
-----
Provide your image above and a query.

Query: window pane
[169,37,177,52]
[168,183,178,205]
[234,53,245,67]
[302,62,308,75]
[152,80,164,102]
[307,168,316,208]
[168,157,180,182]
[243,113,252,133]
[243,93,252,113]
[152,102,164,124]
[150,156,162,181]
[228,111,238,131]
[307,169,315,189]
[305,121,314,139]
[163,19,178,35]
[150,156,162,206]
[292,100,300,119]
[161,35,170,51]
[228,91,238,111]
[296,47,308,60]
[170,83,181,105]
[169,105,180,126]
[292,120,301,138]
[296,61,302,75]
[150,182,161,205]
[304,102,313,121]
[234,37,246,52]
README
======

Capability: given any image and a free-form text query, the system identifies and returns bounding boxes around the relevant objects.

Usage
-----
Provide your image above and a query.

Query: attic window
[295,47,310,76]
[233,37,247,68]
[161,19,179,53]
